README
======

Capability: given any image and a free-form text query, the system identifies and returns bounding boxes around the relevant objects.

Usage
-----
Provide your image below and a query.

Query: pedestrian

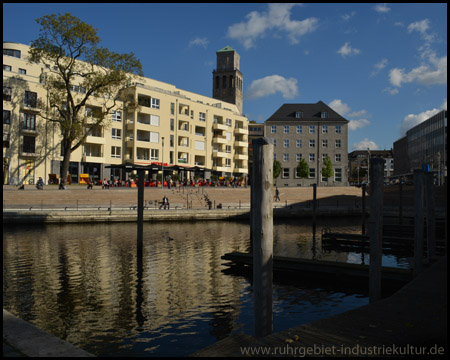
[102,178,109,189]
[36,177,44,190]
[274,187,280,202]
[87,177,93,189]
[159,195,169,210]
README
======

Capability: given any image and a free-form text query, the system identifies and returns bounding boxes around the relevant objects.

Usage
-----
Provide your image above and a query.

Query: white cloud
[245,75,299,100]
[341,11,356,21]
[382,87,399,95]
[329,99,350,116]
[349,119,371,131]
[373,3,391,13]
[352,138,379,150]
[337,42,360,58]
[389,54,447,87]
[399,99,447,136]
[189,37,209,48]
[371,58,388,76]
[407,19,435,43]
[329,99,370,131]
[226,3,318,49]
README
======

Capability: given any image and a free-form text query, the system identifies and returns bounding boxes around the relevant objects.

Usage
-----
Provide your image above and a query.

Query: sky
[3,3,447,151]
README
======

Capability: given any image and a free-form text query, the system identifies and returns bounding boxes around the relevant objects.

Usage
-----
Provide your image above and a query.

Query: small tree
[273,160,282,183]
[296,158,309,186]
[322,156,334,184]
[29,13,143,185]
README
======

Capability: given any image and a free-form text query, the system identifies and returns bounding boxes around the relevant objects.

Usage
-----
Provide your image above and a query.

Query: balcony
[234,153,248,161]
[85,135,105,145]
[213,136,228,144]
[234,140,247,148]
[213,123,227,131]
[212,150,227,158]
[234,127,248,135]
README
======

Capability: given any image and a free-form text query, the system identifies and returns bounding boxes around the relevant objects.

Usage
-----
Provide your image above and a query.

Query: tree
[296,158,309,186]
[273,160,282,181]
[322,156,334,184]
[29,13,143,185]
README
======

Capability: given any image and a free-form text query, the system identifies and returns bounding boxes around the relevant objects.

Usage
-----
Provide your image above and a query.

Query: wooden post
[369,158,385,303]
[312,183,317,232]
[425,173,436,260]
[137,169,144,260]
[414,170,424,276]
[251,138,274,338]
[361,184,366,235]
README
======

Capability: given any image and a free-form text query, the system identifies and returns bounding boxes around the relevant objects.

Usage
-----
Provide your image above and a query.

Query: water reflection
[3,219,407,356]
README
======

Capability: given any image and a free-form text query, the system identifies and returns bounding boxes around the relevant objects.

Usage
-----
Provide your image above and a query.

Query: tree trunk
[60,139,72,186]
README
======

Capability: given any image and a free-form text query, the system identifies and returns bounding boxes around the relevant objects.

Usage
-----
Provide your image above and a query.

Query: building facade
[265,101,349,187]
[394,110,447,184]
[348,149,394,185]
[3,42,249,185]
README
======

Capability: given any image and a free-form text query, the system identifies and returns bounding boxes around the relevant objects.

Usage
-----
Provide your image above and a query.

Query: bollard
[414,170,424,276]
[369,158,385,303]
[425,173,436,260]
[251,138,274,338]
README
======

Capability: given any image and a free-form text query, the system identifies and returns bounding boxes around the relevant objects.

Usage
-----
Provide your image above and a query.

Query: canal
[3,218,410,356]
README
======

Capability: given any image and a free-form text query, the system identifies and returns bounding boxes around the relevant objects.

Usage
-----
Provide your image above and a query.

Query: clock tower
[212,46,243,114]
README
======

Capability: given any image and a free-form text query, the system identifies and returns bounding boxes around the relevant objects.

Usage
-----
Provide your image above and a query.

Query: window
[283,139,290,148]
[273,139,277,147]
[309,139,315,148]
[112,128,121,140]
[18,68,26,75]
[112,110,122,122]
[296,139,302,148]
[271,125,277,133]
[22,113,36,130]
[111,146,121,158]
[22,136,36,153]
[3,65,12,72]
[199,112,206,122]
[296,125,302,134]
[226,118,232,127]
[3,48,21,58]
[3,110,11,124]
[322,125,328,134]
[284,125,290,134]
[335,154,341,162]
[150,114,160,126]
[225,158,231,167]
[138,95,151,107]
[335,139,342,148]
[295,112,303,118]
[336,125,342,134]
[150,148,159,161]
[3,86,12,101]
[335,168,342,182]
[309,125,315,134]
[24,91,37,108]
[170,119,174,131]
[282,168,290,178]
[283,153,289,162]
[296,153,302,162]
[309,168,316,178]
[195,141,205,151]
[322,154,328,162]
[309,153,315,162]
[225,145,231,153]
[273,153,277,161]
[321,111,328,118]
[322,139,328,148]
[170,102,175,115]
[151,98,160,109]
[150,132,159,143]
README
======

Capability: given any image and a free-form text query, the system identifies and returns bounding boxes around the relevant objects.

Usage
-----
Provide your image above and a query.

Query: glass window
[336,125,342,134]
[3,110,11,124]
[309,139,315,148]
[111,146,121,158]
[282,168,290,178]
[284,125,289,134]
[18,68,26,75]
[322,125,328,133]
[3,48,21,58]
[335,154,341,162]
[283,139,289,148]
[295,112,302,118]
[335,168,342,182]
[309,153,315,162]
[283,153,289,162]
[309,168,315,178]
[3,86,12,101]
[199,112,206,122]
[322,140,328,148]
[112,110,122,122]
[296,125,302,134]
[309,125,315,134]
[22,136,36,153]
[271,125,277,133]
[296,139,302,148]
[336,139,342,148]
[151,98,160,109]
[24,91,37,108]
[111,128,121,140]
[321,111,327,118]
[22,113,36,130]
[3,65,12,72]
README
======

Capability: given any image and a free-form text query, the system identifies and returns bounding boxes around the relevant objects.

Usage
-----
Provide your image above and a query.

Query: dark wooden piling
[425,173,436,260]
[251,138,274,338]
[414,170,424,276]
[369,158,385,303]
[361,183,366,234]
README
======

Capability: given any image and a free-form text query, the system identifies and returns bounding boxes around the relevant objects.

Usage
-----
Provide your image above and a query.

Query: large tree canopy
[29,13,143,184]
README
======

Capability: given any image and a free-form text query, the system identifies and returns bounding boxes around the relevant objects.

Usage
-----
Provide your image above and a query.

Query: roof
[217,45,235,53]
[265,101,348,123]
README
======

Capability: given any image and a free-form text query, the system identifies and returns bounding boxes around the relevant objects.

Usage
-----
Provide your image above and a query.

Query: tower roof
[217,45,235,53]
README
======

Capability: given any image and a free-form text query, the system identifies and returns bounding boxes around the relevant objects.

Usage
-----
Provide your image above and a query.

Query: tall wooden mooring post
[251,138,274,338]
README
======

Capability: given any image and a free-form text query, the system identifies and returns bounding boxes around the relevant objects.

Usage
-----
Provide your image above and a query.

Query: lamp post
[161,136,165,189]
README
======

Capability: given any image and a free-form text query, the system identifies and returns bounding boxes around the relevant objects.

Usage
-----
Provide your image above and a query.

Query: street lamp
[161,136,165,189]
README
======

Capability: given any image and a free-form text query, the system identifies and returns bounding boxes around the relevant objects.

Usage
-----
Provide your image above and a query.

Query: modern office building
[3,42,249,185]
[265,101,349,187]
[393,110,447,184]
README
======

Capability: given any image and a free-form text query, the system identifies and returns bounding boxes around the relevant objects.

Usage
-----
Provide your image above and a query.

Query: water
[3,218,410,356]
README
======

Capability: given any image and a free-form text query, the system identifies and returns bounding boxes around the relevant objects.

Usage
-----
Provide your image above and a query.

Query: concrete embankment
[3,309,94,357]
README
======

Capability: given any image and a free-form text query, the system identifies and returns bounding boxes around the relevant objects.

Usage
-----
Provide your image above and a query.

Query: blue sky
[4,3,447,151]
